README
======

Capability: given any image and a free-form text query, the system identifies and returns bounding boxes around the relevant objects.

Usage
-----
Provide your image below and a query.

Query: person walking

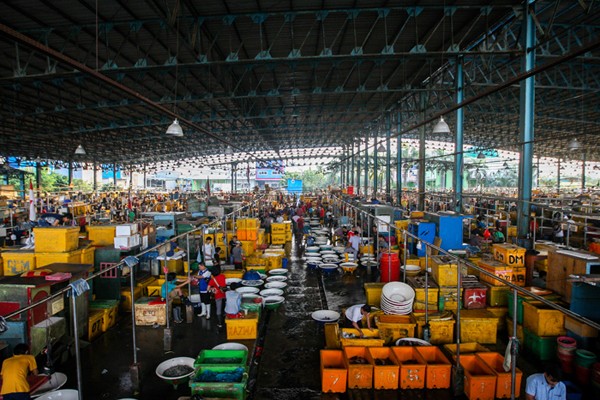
[208,266,227,328]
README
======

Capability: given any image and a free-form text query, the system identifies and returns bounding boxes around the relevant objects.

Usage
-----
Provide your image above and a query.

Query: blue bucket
[282,258,288,269]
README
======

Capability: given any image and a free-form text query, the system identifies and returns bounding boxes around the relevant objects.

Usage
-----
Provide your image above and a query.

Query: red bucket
[380,252,400,282]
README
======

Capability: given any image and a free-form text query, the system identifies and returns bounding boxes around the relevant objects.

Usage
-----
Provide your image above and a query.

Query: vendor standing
[1,343,38,400]
[344,304,373,338]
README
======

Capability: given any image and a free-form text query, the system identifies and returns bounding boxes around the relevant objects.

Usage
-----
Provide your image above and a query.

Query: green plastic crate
[523,328,557,361]
[194,349,248,369]
[189,366,248,400]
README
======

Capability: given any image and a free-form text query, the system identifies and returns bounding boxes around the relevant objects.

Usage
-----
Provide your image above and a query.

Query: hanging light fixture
[75,144,86,155]
[477,152,486,159]
[225,145,233,155]
[377,144,386,152]
[166,4,183,137]
[432,116,451,134]
[166,119,183,136]
[568,138,582,151]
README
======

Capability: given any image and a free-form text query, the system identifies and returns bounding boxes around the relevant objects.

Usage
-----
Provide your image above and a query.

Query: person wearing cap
[344,304,373,338]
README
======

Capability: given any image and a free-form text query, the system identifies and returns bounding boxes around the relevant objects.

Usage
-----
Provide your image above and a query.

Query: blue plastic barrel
[282,258,288,269]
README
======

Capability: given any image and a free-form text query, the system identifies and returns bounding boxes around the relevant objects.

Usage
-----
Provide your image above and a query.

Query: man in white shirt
[348,232,362,261]
[200,237,215,264]
[525,364,566,400]
[344,304,372,338]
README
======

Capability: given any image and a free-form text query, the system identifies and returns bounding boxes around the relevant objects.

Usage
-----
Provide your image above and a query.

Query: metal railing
[332,194,600,400]
[0,193,268,400]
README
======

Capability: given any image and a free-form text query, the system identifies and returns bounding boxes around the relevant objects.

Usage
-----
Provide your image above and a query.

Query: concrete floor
[54,236,547,400]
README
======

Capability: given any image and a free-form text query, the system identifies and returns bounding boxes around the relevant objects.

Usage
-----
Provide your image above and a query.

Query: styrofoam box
[114,234,141,249]
[116,223,138,236]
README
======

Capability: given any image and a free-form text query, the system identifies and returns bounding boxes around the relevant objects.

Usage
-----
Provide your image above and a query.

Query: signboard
[287,179,303,194]
[256,160,284,181]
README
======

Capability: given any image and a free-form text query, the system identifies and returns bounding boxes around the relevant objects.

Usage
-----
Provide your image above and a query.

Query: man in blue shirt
[525,364,566,400]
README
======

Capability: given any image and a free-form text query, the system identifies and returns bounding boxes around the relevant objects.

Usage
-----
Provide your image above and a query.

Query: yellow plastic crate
[487,306,508,331]
[146,284,162,298]
[235,219,246,230]
[225,312,259,340]
[261,253,282,270]
[522,301,566,337]
[459,309,498,344]
[364,283,386,307]
[485,284,510,306]
[223,270,244,279]
[271,223,286,233]
[413,314,455,344]
[340,328,385,347]
[2,250,36,275]
[80,245,95,265]
[88,310,105,341]
[271,233,286,245]
[374,315,417,345]
[120,286,143,312]
[492,243,526,267]
[136,276,157,296]
[478,259,512,286]
[240,240,255,256]
[283,221,292,232]
[89,301,119,332]
[430,256,459,286]
[244,218,260,229]
[33,226,80,253]
[394,219,410,232]
[285,231,293,241]
[35,249,82,268]
[86,225,116,247]
[506,317,525,345]
[443,343,490,361]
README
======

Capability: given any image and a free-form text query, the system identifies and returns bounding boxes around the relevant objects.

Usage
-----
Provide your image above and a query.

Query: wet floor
[56,235,548,399]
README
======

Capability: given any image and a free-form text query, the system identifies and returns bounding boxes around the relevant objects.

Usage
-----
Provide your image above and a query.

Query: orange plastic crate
[391,346,427,389]
[476,352,522,399]
[414,346,452,389]
[320,350,347,393]
[343,346,373,389]
[366,347,399,390]
[237,230,247,241]
[460,354,497,400]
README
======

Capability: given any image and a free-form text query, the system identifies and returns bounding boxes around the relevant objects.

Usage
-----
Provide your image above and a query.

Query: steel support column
[346,146,351,188]
[113,164,118,187]
[35,162,41,191]
[557,159,561,193]
[356,141,361,195]
[364,137,369,196]
[454,57,465,213]
[582,154,586,192]
[373,131,379,198]
[386,114,392,201]
[396,111,402,206]
[93,162,97,191]
[351,143,355,191]
[517,1,535,239]
[68,162,73,186]
[418,94,426,210]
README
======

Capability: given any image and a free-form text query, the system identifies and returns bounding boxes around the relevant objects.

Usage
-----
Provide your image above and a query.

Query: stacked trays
[380,282,415,315]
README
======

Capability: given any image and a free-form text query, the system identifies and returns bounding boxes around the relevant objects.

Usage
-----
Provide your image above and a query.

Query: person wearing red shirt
[208,266,227,328]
